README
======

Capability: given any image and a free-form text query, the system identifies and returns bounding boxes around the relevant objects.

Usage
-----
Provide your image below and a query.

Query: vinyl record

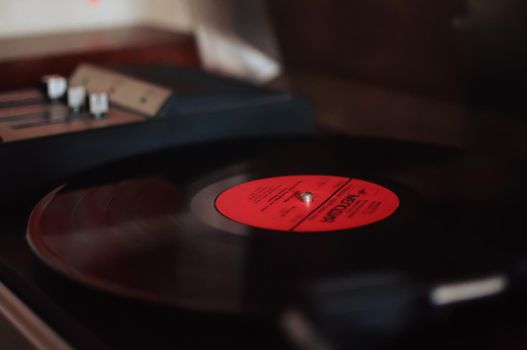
[26,136,527,314]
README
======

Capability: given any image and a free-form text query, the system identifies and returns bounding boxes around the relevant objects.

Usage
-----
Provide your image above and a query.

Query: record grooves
[24,136,527,317]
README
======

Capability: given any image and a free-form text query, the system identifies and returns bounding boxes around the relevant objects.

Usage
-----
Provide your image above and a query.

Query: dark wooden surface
[266,0,527,151]
[0,26,200,92]
[267,0,527,109]
[267,0,466,102]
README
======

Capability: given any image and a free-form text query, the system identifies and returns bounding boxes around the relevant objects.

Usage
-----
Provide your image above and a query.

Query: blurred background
[1,0,527,151]
[0,0,192,37]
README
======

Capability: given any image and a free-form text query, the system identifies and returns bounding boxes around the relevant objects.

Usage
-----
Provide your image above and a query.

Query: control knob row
[41,75,109,118]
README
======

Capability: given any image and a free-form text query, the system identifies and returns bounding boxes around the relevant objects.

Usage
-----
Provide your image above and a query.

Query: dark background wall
[267,0,527,111]
[267,0,466,101]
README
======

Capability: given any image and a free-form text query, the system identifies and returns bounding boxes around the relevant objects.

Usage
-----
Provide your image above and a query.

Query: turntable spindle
[299,192,313,204]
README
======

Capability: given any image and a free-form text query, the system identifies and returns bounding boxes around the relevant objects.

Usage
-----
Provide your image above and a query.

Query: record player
[1,37,527,350]
[2,127,527,349]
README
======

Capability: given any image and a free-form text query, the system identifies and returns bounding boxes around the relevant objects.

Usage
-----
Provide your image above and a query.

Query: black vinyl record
[26,136,527,315]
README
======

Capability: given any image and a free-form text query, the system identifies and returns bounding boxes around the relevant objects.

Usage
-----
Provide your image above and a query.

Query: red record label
[215,175,399,232]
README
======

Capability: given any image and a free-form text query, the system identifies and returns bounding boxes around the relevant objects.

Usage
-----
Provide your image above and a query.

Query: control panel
[0,63,173,143]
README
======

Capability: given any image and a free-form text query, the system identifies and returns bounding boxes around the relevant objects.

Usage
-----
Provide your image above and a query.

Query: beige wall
[0,0,193,38]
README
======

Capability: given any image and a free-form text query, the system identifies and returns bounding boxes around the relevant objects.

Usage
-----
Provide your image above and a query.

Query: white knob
[67,85,86,112]
[88,92,109,119]
[42,75,67,101]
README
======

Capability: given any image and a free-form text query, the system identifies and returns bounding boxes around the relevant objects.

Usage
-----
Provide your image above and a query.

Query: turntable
[1,131,527,349]
[1,57,527,350]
